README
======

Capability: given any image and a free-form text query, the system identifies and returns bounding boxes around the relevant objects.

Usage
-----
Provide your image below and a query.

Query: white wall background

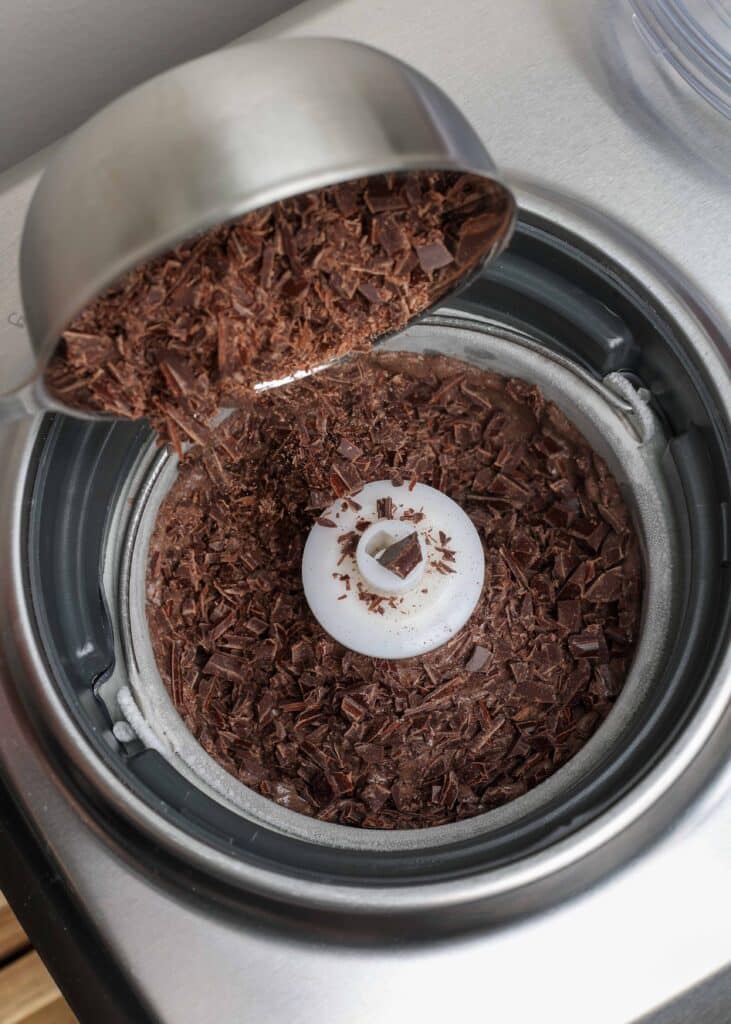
[0,0,303,171]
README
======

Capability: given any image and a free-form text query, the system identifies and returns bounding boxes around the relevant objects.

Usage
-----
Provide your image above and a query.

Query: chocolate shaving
[337,438,363,462]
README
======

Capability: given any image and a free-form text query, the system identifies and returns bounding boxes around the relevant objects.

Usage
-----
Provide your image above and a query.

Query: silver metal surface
[0,0,730,1021]
[12,36,515,414]
[0,0,302,172]
[107,315,679,855]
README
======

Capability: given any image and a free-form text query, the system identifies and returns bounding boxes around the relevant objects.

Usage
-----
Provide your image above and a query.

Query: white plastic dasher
[302,481,484,659]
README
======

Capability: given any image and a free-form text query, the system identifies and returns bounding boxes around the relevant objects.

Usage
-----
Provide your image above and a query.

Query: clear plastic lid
[630,0,731,118]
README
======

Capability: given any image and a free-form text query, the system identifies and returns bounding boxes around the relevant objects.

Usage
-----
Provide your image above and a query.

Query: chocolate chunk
[415,240,454,273]
[341,696,367,722]
[202,652,248,684]
[357,281,386,305]
[585,567,624,603]
[364,180,408,213]
[568,630,609,661]
[333,182,359,217]
[61,330,113,367]
[557,599,583,633]
[465,645,490,672]
[377,532,422,578]
[372,216,408,256]
[146,351,642,830]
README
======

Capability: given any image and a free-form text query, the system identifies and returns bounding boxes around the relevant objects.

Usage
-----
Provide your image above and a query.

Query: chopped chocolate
[377,532,423,578]
[46,171,511,450]
[147,351,642,829]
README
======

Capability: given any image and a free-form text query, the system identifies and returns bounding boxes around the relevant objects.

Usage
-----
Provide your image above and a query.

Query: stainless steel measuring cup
[1,38,516,424]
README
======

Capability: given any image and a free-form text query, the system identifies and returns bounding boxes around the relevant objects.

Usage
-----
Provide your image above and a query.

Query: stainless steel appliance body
[0,1,729,1022]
